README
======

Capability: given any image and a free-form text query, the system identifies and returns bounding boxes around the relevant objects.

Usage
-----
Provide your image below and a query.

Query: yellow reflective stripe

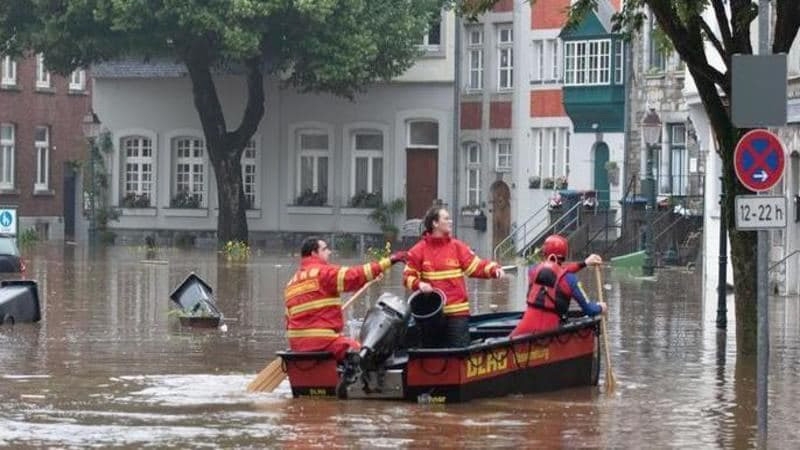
[484,262,499,276]
[287,328,338,338]
[287,297,342,317]
[379,257,391,271]
[362,263,375,281]
[285,278,319,299]
[405,276,417,290]
[421,269,463,280]
[336,268,347,292]
[443,302,470,314]
[463,256,480,276]
[309,268,319,278]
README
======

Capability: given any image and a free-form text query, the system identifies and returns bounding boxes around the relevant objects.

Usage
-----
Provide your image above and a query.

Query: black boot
[336,352,362,399]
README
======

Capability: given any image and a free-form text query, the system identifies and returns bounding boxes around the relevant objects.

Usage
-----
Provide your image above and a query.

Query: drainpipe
[452,12,462,237]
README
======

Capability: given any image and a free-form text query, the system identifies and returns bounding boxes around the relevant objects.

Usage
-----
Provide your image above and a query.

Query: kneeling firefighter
[510,235,606,336]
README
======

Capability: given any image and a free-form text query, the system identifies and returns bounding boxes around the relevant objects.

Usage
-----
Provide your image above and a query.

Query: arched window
[350,130,383,207]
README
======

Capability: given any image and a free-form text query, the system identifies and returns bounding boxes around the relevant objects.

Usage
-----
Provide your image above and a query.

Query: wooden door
[491,181,511,251]
[405,148,438,219]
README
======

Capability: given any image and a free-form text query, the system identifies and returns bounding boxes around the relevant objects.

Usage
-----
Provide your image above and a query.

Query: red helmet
[542,235,568,260]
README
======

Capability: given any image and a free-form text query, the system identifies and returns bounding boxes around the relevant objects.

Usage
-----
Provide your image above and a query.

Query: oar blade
[247,358,285,393]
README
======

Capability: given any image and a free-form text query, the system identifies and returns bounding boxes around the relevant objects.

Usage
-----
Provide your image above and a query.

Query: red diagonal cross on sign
[734,129,785,192]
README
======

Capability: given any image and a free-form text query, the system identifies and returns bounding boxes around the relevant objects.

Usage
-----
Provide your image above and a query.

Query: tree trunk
[183,40,265,245]
[689,65,758,354]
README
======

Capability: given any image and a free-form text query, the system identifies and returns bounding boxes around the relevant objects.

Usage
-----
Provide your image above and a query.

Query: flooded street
[1,243,799,448]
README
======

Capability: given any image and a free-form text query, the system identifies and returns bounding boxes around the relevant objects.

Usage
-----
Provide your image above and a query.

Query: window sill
[287,205,334,215]
[340,207,372,216]
[0,188,19,195]
[162,208,208,217]
[0,84,20,91]
[33,189,54,197]
[35,87,55,94]
[67,89,87,96]
[211,209,262,219]
[121,207,157,217]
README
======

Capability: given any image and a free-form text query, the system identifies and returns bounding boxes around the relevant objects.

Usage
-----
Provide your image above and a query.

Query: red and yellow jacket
[403,233,500,317]
[285,254,391,342]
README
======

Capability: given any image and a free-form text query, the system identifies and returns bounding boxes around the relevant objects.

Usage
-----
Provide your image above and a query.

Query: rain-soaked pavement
[1,242,799,448]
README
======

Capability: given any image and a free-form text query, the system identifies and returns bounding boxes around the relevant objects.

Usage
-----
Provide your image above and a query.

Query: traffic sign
[735,195,786,230]
[734,129,786,192]
[0,207,17,235]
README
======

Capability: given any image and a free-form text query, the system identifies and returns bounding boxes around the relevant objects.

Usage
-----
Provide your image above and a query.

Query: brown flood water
[1,243,799,448]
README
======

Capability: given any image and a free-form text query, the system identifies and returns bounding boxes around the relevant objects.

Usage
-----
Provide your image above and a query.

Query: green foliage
[17,228,39,248]
[84,131,120,234]
[122,193,151,208]
[222,240,251,261]
[295,189,327,207]
[366,241,392,261]
[368,198,405,237]
[349,191,382,208]
[170,192,202,209]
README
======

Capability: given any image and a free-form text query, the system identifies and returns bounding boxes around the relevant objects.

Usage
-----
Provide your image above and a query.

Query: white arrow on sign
[752,170,768,182]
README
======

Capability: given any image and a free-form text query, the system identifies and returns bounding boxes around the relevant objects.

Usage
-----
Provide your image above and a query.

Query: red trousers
[509,308,560,337]
[289,336,361,361]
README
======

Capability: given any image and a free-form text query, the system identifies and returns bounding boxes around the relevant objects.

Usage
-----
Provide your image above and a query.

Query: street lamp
[641,108,661,277]
[81,110,101,244]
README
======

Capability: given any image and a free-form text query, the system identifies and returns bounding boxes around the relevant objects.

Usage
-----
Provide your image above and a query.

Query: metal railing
[493,200,583,261]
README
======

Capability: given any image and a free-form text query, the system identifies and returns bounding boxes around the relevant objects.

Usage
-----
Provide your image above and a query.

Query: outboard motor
[358,293,411,370]
[337,293,410,398]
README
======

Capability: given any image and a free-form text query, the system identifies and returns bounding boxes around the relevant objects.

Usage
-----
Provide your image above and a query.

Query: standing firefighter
[403,206,504,347]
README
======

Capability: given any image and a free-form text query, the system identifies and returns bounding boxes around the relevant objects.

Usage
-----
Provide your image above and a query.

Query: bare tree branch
[709,0,733,52]
[699,17,725,62]
[773,0,800,54]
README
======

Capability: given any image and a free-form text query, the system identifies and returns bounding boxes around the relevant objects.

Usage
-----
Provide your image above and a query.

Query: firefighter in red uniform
[510,235,607,337]
[403,206,504,347]
[285,237,405,361]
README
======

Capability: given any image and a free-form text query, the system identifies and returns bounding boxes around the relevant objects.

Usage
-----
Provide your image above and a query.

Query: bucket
[408,289,445,323]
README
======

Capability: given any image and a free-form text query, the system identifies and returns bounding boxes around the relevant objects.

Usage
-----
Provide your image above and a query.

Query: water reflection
[0,244,799,447]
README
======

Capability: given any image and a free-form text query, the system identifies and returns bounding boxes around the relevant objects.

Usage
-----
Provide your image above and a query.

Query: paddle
[246,278,379,393]
[595,265,616,392]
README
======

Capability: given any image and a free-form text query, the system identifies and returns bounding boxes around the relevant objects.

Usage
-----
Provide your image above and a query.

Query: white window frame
[242,139,258,209]
[614,40,624,84]
[466,26,484,91]
[0,124,14,190]
[122,136,154,207]
[1,56,16,86]
[172,137,206,208]
[549,39,560,81]
[563,129,571,177]
[69,69,86,91]
[532,40,544,82]
[563,39,612,86]
[296,129,331,204]
[549,130,558,178]
[36,54,50,89]
[534,129,543,178]
[407,120,439,149]
[351,130,384,200]
[495,140,511,172]
[465,142,481,207]
[497,25,513,90]
[0,123,16,190]
[34,126,50,192]
[419,12,442,51]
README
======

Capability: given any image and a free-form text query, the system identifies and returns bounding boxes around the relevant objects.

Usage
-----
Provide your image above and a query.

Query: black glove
[389,251,407,265]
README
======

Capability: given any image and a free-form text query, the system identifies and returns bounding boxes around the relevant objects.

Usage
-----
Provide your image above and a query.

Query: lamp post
[81,111,101,244]
[641,108,661,277]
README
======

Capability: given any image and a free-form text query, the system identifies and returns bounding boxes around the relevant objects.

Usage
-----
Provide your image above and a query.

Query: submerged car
[0,236,25,273]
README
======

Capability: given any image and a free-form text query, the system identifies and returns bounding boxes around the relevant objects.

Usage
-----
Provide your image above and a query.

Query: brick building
[0,54,91,240]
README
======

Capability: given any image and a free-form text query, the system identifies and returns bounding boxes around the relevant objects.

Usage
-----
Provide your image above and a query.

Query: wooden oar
[246,278,378,393]
[595,265,616,392]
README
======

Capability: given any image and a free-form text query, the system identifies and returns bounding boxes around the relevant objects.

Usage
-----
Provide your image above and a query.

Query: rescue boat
[277,291,601,403]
